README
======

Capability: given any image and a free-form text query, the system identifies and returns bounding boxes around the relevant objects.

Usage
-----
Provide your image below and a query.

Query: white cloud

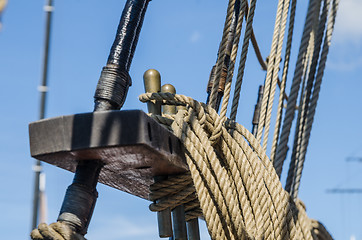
[190,30,202,43]
[334,0,362,44]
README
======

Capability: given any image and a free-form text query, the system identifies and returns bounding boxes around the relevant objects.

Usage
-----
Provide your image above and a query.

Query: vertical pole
[186,218,200,240]
[31,0,54,230]
[162,84,188,240]
[144,70,173,238]
[171,205,187,240]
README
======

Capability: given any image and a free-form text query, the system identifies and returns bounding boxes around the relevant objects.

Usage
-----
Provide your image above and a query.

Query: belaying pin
[144,69,173,238]
[162,84,187,240]
[186,218,200,240]
[161,84,176,115]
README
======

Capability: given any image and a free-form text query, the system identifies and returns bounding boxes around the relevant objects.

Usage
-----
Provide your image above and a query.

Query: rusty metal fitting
[207,65,228,94]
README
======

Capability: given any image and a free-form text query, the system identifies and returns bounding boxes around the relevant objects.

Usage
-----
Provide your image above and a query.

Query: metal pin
[161,84,176,115]
[251,85,264,136]
[187,218,200,240]
[172,205,188,240]
[162,84,188,240]
[144,69,173,238]
[144,69,162,115]
[154,177,173,238]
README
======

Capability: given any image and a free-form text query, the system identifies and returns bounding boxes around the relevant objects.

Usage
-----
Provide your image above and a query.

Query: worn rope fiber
[288,0,340,198]
[219,0,247,119]
[273,0,320,177]
[270,0,297,162]
[209,0,237,108]
[256,0,291,151]
[286,0,325,194]
[229,0,258,121]
[31,222,86,240]
[284,0,323,193]
[148,0,338,238]
[140,92,329,240]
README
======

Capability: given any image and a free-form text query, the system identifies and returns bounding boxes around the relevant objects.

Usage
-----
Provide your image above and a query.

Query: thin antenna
[31,0,54,230]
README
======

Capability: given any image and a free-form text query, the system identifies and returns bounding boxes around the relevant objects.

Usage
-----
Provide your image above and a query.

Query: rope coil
[140,92,329,240]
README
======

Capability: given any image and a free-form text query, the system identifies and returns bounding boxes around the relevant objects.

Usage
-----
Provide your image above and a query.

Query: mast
[31,0,54,230]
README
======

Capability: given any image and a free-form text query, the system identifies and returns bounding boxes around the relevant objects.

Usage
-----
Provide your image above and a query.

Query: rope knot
[31,222,86,240]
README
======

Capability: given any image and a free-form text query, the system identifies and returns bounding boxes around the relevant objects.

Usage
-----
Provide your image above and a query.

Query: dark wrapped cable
[94,64,132,111]
[57,161,102,235]
[107,0,150,71]
[94,0,150,111]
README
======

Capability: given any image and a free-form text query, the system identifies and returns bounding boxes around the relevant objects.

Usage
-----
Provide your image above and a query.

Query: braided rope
[288,0,325,196]
[289,0,339,199]
[149,185,197,211]
[140,92,322,240]
[285,1,322,192]
[149,174,193,200]
[285,0,323,194]
[270,0,297,162]
[310,220,334,240]
[286,0,326,194]
[256,0,291,151]
[31,222,85,240]
[220,0,247,119]
[275,0,320,179]
[229,0,258,121]
[209,0,236,108]
[273,0,320,177]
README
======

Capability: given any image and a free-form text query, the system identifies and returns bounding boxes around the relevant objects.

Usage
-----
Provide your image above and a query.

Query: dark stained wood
[29,110,188,199]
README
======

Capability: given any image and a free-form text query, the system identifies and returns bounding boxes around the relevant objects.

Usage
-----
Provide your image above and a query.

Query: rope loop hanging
[140,92,324,240]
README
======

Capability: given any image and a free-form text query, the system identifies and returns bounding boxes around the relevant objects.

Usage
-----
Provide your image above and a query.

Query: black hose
[57,0,151,235]
[94,0,150,111]
[107,0,150,71]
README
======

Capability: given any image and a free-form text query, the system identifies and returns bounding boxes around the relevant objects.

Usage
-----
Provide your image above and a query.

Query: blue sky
[0,0,361,239]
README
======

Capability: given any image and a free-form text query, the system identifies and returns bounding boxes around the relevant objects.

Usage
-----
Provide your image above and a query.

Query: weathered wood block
[29,110,187,199]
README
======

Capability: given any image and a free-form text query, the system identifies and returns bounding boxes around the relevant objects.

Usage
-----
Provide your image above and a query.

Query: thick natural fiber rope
[310,220,334,240]
[286,0,326,194]
[209,0,237,108]
[285,0,323,193]
[273,0,320,177]
[220,0,247,119]
[140,92,326,240]
[256,0,291,151]
[31,222,85,240]
[270,0,297,162]
[229,0,258,121]
[288,0,340,198]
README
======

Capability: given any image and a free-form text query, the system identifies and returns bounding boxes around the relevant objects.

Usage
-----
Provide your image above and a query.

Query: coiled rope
[142,0,340,238]
[31,0,339,238]
[140,92,323,240]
